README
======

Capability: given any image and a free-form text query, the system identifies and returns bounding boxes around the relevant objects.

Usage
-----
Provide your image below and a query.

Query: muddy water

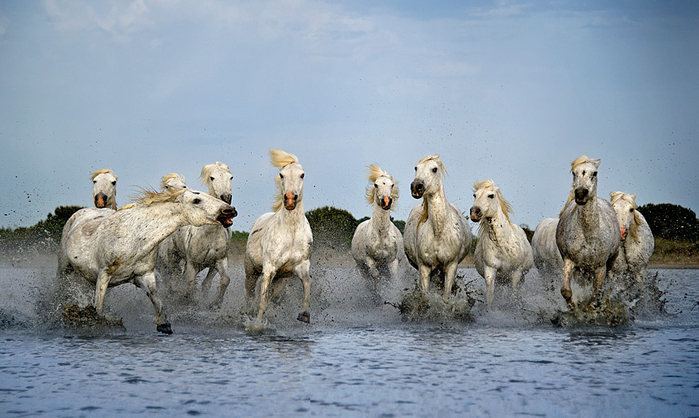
[1,255,698,417]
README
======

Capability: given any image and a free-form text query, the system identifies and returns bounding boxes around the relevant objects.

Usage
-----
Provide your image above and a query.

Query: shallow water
[1,256,698,417]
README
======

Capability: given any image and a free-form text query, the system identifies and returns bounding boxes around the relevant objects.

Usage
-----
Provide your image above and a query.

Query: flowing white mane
[365,164,399,206]
[131,187,186,206]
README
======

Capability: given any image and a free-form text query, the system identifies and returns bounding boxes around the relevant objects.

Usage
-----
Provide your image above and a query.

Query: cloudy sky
[1,0,697,234]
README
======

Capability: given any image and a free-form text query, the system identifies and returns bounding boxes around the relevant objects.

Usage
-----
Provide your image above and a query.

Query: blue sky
[1,0,697,234]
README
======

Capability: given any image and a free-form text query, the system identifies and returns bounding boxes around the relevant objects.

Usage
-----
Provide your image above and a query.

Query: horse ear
[591,159,601,168]
[632,193,636,201]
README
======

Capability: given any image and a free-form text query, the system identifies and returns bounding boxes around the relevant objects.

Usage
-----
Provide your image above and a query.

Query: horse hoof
[157,323,173,334]
[297,311,310,323]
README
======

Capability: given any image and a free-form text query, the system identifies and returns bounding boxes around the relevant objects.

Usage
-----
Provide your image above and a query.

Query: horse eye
[473,194,476,198]
[279,173,284,179]
[93,180,97,184]
[375,184,378,188]
[301,173,305,179]
[414,167,417,171]
[432,167,437,173]
[193,198,201,204]
[629,208,634,213]
[592,171,597,177]
[210,176,215,181]
[111,181,116,185]
[488,194,495,199]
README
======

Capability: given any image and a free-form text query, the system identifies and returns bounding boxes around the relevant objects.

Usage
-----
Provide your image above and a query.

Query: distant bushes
[637,203,699,242]
[306,206,359,249]
[0,206,83,251]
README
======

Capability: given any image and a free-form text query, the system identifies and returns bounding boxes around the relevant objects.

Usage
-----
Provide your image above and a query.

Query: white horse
[470,179,533,306]
[404,155,472,299]
[351,164,403,292]
[158,163,234,308]
[609,192,654,284]
[57,188,237,334]
[92,168,118,210]
[556,155,620,308]
[160,173,187,191]
[531,218,564,278]
[245,150,313,324]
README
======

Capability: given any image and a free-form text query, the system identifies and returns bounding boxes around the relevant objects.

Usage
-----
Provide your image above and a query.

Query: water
[1,253,698,417]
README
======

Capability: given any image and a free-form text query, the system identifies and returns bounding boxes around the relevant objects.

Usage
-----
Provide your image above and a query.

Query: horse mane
[270,149,299,168]
[270,149,301,212]
[129,187,186,207]
[571,155,600,171]
[559,188,575,218]
[91,168,117,180]
[160,173,186,190]
[416,154,446,226]
[610,191,643,226]
[200,162,230,185]
[417,154,448,178]
[365,164,399,207]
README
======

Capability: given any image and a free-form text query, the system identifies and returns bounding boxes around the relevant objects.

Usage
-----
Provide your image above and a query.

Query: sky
[1,0,698,234]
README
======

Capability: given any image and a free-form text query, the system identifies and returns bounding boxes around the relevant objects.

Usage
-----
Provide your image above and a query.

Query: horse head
[91,168,118,209]
[570,155,600,205]
[366,164,398,211]
[161,173,187,191]
[411,155,445,199]
[611,191,640,241]
[201,162,233,204]
[270,149,304,212]
[470,179,512,224]
[177,189,237,228]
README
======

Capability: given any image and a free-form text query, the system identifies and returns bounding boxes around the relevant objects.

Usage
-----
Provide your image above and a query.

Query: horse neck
[424,188,451,234]
[371,202,392,232]
[108,200,117,210]
[576,194,600,234]
[126,203,190,250]
[277,199,306,228]
[482,206,513,243]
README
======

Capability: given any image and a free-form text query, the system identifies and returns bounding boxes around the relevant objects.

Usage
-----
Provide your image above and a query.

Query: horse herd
[56,151,654,333]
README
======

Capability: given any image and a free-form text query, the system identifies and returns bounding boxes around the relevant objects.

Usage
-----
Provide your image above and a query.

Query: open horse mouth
[217,206,237,228]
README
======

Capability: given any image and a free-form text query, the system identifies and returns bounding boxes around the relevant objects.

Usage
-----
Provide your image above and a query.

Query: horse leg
[442,262,458,300]
[256,267,275,322]
[510,268,523,300]
[293,260,311,323]
[183,261,198,302]
[365,257,380,294]
[94,269,111,314]
[388,258,399,284]
[134,272,172,334]
[419,264,432,294]
[561,259,575,309]
[210,259,230,309]
[592,266,607,305]
[484,266,496,307]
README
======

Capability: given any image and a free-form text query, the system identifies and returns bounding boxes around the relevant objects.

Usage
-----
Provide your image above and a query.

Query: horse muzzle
[94,193,108,208]
[284,192,298,211]
[220,193,232,205]
[217,206,237,228]
[470,206,482,222]
[380,196,392,210]
[574,187,589,205]
[620,227,628,241]
[410,181,424,199]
